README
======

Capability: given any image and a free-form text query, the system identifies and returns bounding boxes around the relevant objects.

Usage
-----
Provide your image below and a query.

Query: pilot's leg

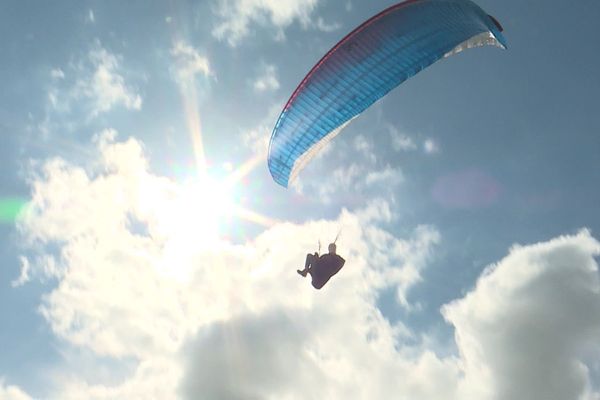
[297,252,318,277]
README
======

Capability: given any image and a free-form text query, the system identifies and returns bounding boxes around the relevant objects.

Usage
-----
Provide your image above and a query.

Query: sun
[140,173,237,281]
[167,174,236,246]
[140,151,278,253]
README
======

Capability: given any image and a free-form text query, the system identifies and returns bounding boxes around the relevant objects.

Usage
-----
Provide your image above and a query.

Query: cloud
[43,43,142,127]
[10,256,30,287]
[443,230,600,399]
[50,68,65,80]
[240,103,282,154]
[170,41,212,86]
[327,163,403,193]
[179,230,600,399]
[389,125,417,152]
[81,46,142,116]
[290,125,405,203]
[312,16,341,33]
[53,358,181,400]
[388,125,441,155]
[353,134,377,163]
[212,0,319,45]
[253,64,280,92]
[423,138,440,154]
[294,134,404,204]
[17,132,441,398]
[178,217,443,399]
[180,311,317,400]
[18,133,600,399]
[0,379,31,400]
[365,165,404,186]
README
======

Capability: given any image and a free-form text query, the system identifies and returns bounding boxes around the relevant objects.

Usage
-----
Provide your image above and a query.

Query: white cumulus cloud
[443,230,600,399]
[0,379,32,400]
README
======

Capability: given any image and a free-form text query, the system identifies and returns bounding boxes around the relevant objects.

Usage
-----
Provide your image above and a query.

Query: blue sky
[1,0,600,398]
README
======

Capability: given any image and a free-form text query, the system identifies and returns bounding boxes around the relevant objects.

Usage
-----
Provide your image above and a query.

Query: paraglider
[267,0,507,188]
[297,242,346,290]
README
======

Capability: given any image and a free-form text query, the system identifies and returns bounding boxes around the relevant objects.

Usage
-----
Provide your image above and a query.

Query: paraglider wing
[267,0,507,187]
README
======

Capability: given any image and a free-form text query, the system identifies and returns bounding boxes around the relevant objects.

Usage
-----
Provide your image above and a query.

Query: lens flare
[0,198,27,224]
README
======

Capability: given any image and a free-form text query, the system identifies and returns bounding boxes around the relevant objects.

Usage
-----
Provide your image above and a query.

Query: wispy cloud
[240,103,282,154]
[294,132,404,204]
[353,134,377,163]
[253,64,280,92]
[312,163,404,203]
[81,46,142,116]
[212,0,320,45]
[50,68,65,80]
[10,256,30,287]
[389,125,417,152]
[44,42,142,125]
[365,165,404,186]
[170,41,213,85]
[312,16,341,33]
[423,138,440,154]
[388,125,441,155]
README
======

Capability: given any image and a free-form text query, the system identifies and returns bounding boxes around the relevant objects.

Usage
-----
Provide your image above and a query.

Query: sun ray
[223,150,266,188]
[232,206,280,228]
[165,16,277,234]
[181,85,207,175]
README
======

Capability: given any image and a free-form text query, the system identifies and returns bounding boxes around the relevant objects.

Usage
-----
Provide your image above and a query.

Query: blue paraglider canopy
[268,0,507,187]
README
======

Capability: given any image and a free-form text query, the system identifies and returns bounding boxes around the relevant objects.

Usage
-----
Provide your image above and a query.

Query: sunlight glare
[143,174,236,281]
[172,175,235,244]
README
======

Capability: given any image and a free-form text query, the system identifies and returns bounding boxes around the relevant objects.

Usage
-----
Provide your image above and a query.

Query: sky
[1,0,600,399]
